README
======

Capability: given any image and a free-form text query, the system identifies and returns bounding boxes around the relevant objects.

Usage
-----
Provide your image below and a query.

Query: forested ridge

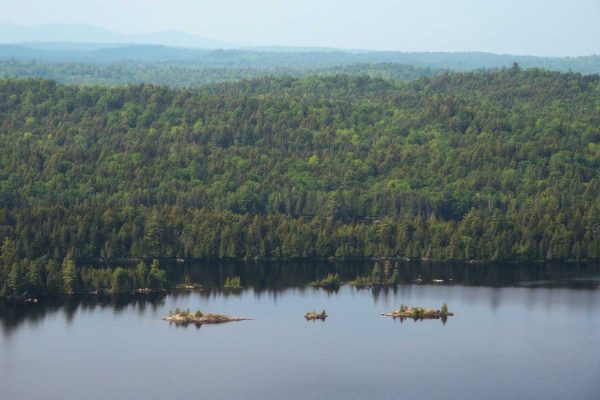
[1,67,599,273]
[2,44,599,74]
[0,60,442,86]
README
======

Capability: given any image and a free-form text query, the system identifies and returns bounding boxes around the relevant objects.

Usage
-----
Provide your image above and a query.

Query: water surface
[2,261,599,400]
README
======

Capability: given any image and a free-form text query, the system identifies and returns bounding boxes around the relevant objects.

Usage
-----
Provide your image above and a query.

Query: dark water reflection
[1,261,599,400]
[1,260,599,335]
[162,259,600,290]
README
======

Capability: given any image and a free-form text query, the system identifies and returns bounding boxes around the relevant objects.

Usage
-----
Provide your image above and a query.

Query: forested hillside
[0,60,442,86]
[0,68,599,266]
[1,44,599,74]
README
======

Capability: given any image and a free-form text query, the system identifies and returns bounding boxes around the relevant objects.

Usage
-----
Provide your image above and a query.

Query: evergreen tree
[7,262,25,296]
[143,211,163,257]
[110,267,130,293]
[147,259,167,289]
[45,260,63,293]
[1,237,16,267]
[62,252,77,293]
[135,260,149,288]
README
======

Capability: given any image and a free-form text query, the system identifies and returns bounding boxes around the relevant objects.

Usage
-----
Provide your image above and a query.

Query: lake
[1,260,599,400]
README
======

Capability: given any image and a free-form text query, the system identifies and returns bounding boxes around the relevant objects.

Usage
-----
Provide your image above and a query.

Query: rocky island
[383,303,453,320]
[310,273,343,289]
[304,310,328,320]
[163,308,251,325]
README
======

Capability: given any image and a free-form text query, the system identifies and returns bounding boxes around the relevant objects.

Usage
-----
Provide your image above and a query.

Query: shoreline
[78,256,600,266]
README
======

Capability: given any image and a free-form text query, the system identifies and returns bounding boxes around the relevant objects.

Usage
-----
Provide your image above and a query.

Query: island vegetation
[0,237,168,298]
[164,308,251,325]
[349,261,400,288]
[383,303,453,320]
[304,310,328,320]
[175,275,202,290]
[310,273,343,289]
[223,276,242,290]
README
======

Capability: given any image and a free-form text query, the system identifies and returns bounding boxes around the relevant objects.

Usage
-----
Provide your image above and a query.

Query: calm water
[1,261,599,400]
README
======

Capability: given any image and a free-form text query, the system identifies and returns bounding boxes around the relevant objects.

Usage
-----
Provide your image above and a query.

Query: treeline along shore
[0,67,599,282]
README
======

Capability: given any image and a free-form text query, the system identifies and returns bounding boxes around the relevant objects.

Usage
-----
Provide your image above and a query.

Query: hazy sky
[1,0,599,56]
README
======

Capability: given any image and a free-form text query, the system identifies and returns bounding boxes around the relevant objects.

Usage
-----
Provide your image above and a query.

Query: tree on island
[441,303,449,318]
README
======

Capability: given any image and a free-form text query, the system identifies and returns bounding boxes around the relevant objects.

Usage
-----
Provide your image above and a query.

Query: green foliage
[0,69,598,264]
[143,211,163,257]
[45,260,62,293]
[135,261,149,288]
[1,237,16,267]
[224,276,242,289]
[412,308,424,318]
[441,303,449,317]
[0,255,168,297]
[348,275,372,287]
[7,262,25,296]
[350,262,400,286]
[61,252,77,293]
[110,267,131,293]
[147,259,167,289]
[371,263,382,281]
[388,267,400,285]
[311,273,342,289]
[1,50,600,87]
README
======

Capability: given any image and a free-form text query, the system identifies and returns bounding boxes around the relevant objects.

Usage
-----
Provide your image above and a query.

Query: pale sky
[1,0,599,56]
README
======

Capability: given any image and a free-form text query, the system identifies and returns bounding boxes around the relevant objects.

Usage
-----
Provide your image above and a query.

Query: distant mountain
[0,23,234,49]
[0,43,598,75]
[0,44,213,63]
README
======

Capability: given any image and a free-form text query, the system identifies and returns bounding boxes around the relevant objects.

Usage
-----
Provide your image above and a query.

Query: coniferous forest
[1,66,600,296]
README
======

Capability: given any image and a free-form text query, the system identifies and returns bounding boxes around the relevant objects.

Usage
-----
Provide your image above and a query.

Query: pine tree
[45,260,62,293]
[1,237,16,267]
[62,251,77,293]
[7,263,25,296]
[110,267,130,293]
[143,210,163,257]
[135,260,149,288]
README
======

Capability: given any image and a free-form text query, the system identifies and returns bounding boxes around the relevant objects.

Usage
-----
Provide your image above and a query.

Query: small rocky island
[163,308,251,325]
[304,310,328,320]
[223,276,242,290]
[383,303,453,320]
[310,273,343,289]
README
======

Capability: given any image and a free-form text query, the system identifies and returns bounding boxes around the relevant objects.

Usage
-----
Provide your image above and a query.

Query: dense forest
[0,66,599,296]
[0,235,168,297]
[0,60,442,86]
[1,44,599,74]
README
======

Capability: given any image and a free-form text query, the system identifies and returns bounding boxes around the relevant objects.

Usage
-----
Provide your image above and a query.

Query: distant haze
[0,23,233,49]
[0,0,599,56]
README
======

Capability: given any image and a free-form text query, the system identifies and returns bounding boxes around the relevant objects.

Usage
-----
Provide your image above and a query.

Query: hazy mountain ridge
[0,60,443,86]
[0,23,234,48]
[0,24,597,74]
[0,43,599,74]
